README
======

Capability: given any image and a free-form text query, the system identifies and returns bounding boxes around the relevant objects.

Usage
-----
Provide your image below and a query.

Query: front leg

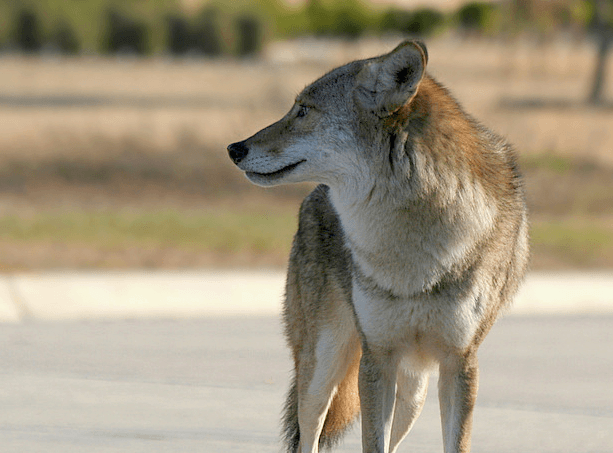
[359,346,398,453]
[388,370,429,453]
[438,352,479,453]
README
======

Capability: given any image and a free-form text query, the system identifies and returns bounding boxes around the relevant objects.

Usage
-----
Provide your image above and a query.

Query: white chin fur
[245,167,306,187]
[245,171,282,187]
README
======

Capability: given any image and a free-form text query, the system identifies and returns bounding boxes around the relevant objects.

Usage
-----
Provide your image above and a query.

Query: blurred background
[0,0,611,272]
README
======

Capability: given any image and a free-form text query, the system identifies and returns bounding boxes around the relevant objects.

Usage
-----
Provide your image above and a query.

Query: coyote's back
[228,40,529,453]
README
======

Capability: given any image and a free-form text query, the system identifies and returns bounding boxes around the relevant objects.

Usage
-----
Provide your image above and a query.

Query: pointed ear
[355,40,428,117]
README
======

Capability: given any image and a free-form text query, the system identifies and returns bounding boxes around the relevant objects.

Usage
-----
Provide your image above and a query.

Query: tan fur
[228,40,529,453]
[321,343,361,438]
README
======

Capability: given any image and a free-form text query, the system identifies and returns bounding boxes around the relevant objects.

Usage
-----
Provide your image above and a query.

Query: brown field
[0,37,611,270]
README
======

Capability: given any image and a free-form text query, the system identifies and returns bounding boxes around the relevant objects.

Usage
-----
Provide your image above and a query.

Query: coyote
[228,40,529,453]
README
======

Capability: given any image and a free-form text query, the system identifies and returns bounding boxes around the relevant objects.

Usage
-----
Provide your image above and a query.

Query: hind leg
[296,326,360,453]
[388,370,429,453]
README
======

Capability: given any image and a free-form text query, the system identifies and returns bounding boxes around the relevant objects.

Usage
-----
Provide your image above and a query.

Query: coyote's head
[228,40,428,192]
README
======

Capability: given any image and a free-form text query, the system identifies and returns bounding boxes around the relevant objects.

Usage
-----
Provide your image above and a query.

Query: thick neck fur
[328,75,503,298]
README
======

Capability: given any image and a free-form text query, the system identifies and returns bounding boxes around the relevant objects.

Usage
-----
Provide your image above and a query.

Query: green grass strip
[531,220,613,266]
[0,209,297,254]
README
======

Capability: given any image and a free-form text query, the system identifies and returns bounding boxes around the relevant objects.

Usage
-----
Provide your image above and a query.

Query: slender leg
[359,349,398,453]
[388,370,429,453]
[298,329,360,453]
[438,353,479,453]
[297,384,336,453]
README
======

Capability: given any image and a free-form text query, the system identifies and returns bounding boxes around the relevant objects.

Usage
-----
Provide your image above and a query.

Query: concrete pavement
[0,270,286,322]
[0,316,612,452]
[1,270,612,452]
[0,270,612,322]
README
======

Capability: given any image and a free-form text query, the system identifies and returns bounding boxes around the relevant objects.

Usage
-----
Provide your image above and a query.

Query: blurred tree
[193,6,223,56]
[306,0,331,36]
[405,8,445,36]
[52,20,80,54]
[457,2,498,35]
[510,0,532,29]
[14,9,42,52]
[380,8,413,33]
[103,9,150,55]
[236,15,262,57]
[381,7,444,36]
[588,0,613,104]
[331,0,371,39]
[333,8,364,38]
[167,15,192,55]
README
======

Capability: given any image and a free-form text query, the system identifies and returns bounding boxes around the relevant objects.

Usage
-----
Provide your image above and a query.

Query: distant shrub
[0,0,604,57]
[192,6,224,57]
[380,9,413,33]
[304,0,373,38]
[51,20,80,54]
[14,9,42,52]
[406,8,445,36]
[305,0,332,36]
[102,10,150,55]
[456,2,498,34]
[331,7,367,38]
[167,15,193,55]
[332,0,374,39]
[235,15,262,57]
[572,0,596,30]
[166,7,264,58]
[380,7,445,37]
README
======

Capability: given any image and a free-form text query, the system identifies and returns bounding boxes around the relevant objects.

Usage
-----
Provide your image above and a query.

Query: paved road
[1,315,611,452]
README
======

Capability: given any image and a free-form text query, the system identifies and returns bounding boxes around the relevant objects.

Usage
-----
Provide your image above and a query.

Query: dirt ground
[2,38,611,163]
[0,36,611,270]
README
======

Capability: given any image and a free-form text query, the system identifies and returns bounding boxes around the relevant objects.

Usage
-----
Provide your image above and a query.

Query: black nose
[228,141,249,164]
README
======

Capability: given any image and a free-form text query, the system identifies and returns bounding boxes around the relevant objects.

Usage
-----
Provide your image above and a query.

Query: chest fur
[351,274,485,359]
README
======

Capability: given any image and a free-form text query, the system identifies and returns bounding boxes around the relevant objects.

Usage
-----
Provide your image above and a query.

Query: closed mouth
[246,160,306,179]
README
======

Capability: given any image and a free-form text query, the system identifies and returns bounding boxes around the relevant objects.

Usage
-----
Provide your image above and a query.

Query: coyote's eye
[296,105,310,118]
